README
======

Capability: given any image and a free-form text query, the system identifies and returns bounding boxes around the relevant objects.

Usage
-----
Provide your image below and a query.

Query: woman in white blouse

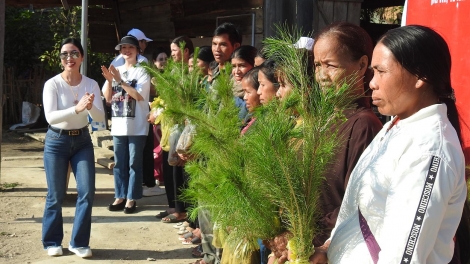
[310,25,468,264]
[42,38,105,258]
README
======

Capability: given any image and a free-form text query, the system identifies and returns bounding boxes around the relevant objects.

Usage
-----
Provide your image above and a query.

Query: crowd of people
[41,20,469,264]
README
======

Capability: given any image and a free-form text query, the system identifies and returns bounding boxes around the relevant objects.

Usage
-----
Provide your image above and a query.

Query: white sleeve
[102,79,110,93]
[135,68,150,97]
[87,80,105,122]
[137,54,149,64]
[110,55,124,67]
[43,79,77,125]
[377,154,466,263]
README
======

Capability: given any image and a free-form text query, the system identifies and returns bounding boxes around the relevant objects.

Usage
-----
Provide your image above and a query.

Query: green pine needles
[142,27,357,263]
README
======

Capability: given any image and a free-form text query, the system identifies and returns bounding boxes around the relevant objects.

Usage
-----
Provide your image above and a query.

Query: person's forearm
[46,108,78,125]
[102,82,113,103]
[88,101,105,122]
[121,82,144,101]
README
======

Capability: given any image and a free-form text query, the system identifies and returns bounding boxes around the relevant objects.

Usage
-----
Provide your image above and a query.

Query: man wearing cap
[110,28,152,67]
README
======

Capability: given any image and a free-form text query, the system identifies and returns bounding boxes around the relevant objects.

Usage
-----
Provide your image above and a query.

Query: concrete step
[25,132,46,143]
[94,146,115,170]
[90,129,114,150]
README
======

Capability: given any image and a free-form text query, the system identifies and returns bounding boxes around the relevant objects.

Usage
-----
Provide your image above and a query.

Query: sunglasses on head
[59,51,81,60]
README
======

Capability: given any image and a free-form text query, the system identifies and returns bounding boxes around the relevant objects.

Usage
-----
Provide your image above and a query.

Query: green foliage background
[5,7,51,74]
[5,6,114,84]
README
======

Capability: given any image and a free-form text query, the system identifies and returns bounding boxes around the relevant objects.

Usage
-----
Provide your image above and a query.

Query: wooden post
[112,0,123,41]
[61,0,70,10]
[313,0,364,33]
[0,0,5,182]
[80,0,88,76]
[263,0,295,38]
[264,0,314,38]
[297,0,314,35]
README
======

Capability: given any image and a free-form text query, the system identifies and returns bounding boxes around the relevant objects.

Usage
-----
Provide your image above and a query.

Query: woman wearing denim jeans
[42,38,105,258]
[101,35,151,214]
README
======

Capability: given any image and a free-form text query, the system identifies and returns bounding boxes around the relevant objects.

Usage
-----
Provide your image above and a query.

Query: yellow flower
[150,97,166,110]
[287,239,297,261]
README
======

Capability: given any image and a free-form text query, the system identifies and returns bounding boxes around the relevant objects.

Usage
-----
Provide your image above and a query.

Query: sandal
[178,232,194,241]
[192,250,203,258]
[177,228,190,235]
[174,221,190,229]
[182,238,194,245]
[191,245,203,258]
[173,222,184,229]
[155,211,170,219]
[162,213,187,223]
[191,237,201,244]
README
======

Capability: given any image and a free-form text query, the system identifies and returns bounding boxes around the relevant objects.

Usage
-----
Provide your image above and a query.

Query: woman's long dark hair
[379,25,468,264]
[231,45,258,68]
[171,36,194,55]
[378,25,461,142]
[152,47,168,61]
[242,67,260,90]
[258,59,278,85]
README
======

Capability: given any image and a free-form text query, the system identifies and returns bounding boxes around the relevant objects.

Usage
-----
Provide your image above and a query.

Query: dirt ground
[0,130,197,264]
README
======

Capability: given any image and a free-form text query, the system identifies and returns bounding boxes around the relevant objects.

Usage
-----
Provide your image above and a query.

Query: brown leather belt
[48,125,88,136]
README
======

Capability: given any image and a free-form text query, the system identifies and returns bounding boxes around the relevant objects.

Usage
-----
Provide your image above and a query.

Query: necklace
[63,74,81,105]
[69,85,79,105]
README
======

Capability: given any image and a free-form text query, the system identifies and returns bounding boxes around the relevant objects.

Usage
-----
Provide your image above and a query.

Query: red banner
[406,0,470,163]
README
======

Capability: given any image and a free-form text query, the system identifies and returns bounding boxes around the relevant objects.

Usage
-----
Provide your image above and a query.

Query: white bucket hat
[294,37,314,50]
[127,28,153,42]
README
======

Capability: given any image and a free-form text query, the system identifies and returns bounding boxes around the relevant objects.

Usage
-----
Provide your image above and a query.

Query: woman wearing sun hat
[101,35,151,214]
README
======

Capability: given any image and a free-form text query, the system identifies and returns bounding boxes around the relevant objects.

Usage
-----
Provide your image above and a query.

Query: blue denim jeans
[42,128,95,249]
[113,135,146,200]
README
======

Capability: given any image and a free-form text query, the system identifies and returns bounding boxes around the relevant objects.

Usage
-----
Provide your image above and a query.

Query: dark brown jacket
[314,99,383,246]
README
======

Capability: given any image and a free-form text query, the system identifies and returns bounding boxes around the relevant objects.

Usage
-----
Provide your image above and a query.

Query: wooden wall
[88,6,118,54]
[313,0,363,33]
[8,0,405,54]
[93,0,367,54]
[89,0,264,53]
[5,0,112,9]
[89,0,176,54]
[263,0,363,39]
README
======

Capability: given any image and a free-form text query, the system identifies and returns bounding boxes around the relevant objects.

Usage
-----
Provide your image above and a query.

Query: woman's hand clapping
[101,65,122,83]
[75,92,95,113]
